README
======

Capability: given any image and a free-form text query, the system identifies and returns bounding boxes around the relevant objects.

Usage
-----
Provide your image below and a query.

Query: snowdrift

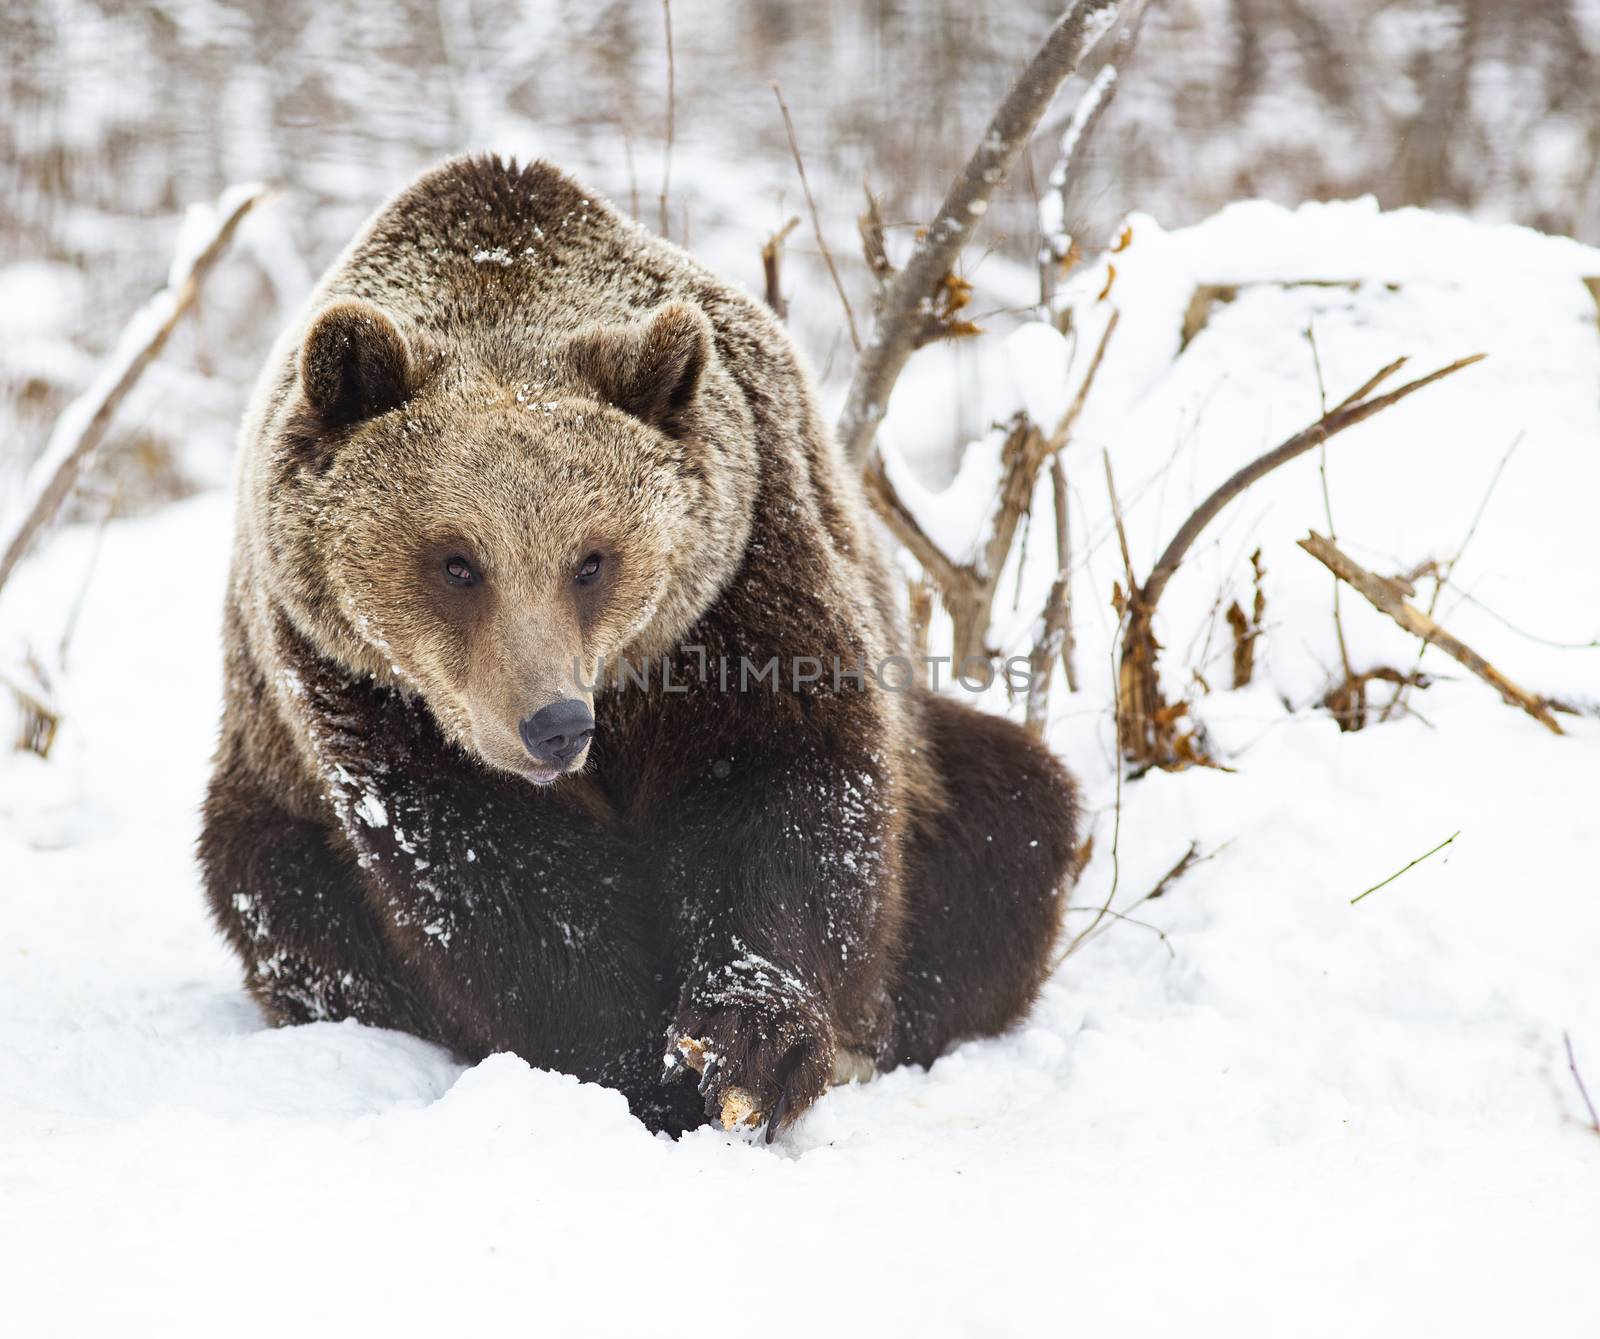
[3,199,1598,1336]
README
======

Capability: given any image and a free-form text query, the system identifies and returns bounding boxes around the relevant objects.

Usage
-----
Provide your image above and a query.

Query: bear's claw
[669,1034,766,1130]
[666,1003,835,1141]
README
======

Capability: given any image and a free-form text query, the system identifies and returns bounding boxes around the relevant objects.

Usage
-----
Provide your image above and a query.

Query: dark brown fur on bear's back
[201,154,1079,1137]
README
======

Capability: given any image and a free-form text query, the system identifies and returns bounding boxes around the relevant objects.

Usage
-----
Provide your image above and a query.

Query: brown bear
[199,154,1079,1137]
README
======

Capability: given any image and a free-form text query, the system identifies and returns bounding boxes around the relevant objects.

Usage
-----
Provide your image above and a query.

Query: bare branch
[1056,616,1128,966]
[1016,451,1084,711]
[1111,352,1482,768]
[0,183,267,598]
[658,0,675,238]
[1307,325,1355,700]
[1140,353,1486,615]
[837,1,1132,469]
[774,82,861,353]
[868,303,1118,674]
[1102,448,1135,595]
[1565,1032,1600,1135]
[859,452,974,600]
[1053,456,1079,692]
[1037,0,1149,304]
[1334,355,1407,411]
[1383,431,1525,724]
[1145,840,1201,900]
[57,484,121,671]
[1043,307,1119,454]
[1298,532,1563,735]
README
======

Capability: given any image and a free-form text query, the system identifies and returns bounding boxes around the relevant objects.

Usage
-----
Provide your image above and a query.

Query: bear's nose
[519,698,595,766]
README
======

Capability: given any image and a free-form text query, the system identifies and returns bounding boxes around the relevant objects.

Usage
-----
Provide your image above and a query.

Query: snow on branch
[862,307,1120,696]
[836,1,1133,470]
[0,182,269,598]
[1039,62,1118,280]
[1037,0,1147,299]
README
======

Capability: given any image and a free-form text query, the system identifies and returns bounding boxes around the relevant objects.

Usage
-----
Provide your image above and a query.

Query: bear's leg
[887,692,1080,1067]
[201,772,708,1134]
[199,775,435,1037]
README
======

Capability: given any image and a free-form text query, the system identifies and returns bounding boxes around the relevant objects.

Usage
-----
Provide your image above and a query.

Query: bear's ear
[298,300,414,426]
[568,302,711,438]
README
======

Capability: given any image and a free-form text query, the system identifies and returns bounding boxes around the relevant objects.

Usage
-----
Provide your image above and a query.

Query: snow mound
[3,200,1599,1336]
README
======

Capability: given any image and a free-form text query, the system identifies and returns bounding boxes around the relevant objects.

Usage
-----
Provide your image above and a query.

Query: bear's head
[273,297,755,785]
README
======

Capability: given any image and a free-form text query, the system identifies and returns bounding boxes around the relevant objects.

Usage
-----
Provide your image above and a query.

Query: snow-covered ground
[3,199,1598,1337]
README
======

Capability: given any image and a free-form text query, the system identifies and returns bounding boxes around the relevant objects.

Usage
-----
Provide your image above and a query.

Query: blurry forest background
[5,0,1600,515]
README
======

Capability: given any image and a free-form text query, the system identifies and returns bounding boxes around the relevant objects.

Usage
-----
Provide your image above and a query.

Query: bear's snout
[519,698,595,769]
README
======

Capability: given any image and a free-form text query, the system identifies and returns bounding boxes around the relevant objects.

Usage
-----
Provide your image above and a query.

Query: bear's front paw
[664,1004,834,1143]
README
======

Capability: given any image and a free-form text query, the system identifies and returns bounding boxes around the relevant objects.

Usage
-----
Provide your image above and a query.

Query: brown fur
[200,154,1079,1135]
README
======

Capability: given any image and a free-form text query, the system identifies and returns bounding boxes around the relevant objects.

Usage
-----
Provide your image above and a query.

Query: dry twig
[1564,1032,1600,1135]
[1382,432,1525,723]
[1307,326,1356,697]
[1224,549,1267,688]
[1298,533,1562,735]
[1144,841,1201,900]
[1322,665,1430,732]
[658,0,675,238]
[1024,456,1078,734]
[1141,356,1484,620]
[2,662,61,758]
[774,82,860,352]
[56,484,122,673]
[1056,620,1128,965]
[1058,827,1224,965]
[760,216,800,321]
[1350,830,1459,905]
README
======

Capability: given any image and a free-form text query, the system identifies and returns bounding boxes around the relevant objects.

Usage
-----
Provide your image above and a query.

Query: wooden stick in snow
[1297,532,1563,736]
[1024,454,1078,735]
[0,183,267,598]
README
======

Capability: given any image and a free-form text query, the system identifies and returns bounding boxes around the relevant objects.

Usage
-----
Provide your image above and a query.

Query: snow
[4,199,1600,1336]
[165,182,267,290]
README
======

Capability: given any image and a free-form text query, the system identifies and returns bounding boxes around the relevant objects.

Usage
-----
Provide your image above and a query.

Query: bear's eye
[443,555,478,586]
[575,552,604,584]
